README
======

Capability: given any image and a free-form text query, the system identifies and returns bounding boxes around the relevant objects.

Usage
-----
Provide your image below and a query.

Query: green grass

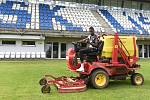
[0,59,150,100]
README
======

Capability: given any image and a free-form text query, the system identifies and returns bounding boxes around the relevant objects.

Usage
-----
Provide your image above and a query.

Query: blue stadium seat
[0,0,31,30]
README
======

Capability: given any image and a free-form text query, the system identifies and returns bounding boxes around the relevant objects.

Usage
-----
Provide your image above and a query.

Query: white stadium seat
[26,52,31,58]
[41,52,46,58]
[10,52,16,59]
[16,52,21,58]
[5,52,10,59]
[0,52,4,59]
[21,52,26,59]
[36,52,41,58]
[31,52,36,58]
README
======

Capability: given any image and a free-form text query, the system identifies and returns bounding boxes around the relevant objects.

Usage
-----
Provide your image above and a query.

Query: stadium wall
[0,34,45,56]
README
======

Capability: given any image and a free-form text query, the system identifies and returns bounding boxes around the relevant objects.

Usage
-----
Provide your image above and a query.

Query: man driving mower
[76,26,102,72]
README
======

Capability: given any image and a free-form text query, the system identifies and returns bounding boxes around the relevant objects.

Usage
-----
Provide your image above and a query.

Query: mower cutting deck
[39,75,87,93]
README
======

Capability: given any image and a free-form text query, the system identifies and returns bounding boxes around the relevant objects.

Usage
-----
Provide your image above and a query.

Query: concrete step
[91,10,114,34]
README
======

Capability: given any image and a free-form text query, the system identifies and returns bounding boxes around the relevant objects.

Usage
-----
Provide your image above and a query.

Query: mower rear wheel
[90,69,109,89]
[131,73,144,85]
[39,78,47,86]
[41,85,51,93]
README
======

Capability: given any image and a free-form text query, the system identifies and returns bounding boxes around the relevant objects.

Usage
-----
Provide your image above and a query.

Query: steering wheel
[101,34,107,39]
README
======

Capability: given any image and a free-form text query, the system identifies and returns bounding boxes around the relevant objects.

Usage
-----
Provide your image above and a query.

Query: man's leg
[79,48,90,62]
[77,48,92,72]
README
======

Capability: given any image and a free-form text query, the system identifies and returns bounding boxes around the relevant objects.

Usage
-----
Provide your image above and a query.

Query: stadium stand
[0,0,31,29]
[0,0,103,32]
[0,0,149,34]
[0,0,150,59]
[98,8,150,35]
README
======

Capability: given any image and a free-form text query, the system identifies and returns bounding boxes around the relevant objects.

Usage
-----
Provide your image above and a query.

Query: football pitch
[0,59,150,100]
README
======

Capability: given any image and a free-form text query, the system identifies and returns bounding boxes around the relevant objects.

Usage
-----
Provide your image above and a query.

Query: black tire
[39,78,47,86]
[90,69,109,89]
[131,73,144,85]
[41,85,51,93]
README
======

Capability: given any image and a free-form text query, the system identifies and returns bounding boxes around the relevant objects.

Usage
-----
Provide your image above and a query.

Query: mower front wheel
[41,85,51,93]
[39,78,47,86]
[90,69,109,89]
[131,73,144,86]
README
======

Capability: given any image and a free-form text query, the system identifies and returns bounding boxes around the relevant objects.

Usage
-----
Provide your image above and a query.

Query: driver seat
[85,41,104,62]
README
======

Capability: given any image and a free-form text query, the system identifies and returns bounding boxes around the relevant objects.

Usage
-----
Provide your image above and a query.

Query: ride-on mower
[39,33,144,93]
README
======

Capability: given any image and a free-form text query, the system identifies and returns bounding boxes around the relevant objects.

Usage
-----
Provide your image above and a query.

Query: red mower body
[66,33,140,76]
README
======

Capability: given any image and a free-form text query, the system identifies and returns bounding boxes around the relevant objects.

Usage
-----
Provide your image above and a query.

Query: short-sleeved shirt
[87,34,99,48]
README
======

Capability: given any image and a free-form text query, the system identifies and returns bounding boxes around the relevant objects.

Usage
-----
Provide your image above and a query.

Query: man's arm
[78,37,89,43]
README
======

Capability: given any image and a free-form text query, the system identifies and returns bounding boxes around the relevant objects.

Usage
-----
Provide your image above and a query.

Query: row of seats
[0,1,32,29]
[55,7,102,32]
[0,52,46,59]
[0,0,103,32]
[98,9,150,34]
